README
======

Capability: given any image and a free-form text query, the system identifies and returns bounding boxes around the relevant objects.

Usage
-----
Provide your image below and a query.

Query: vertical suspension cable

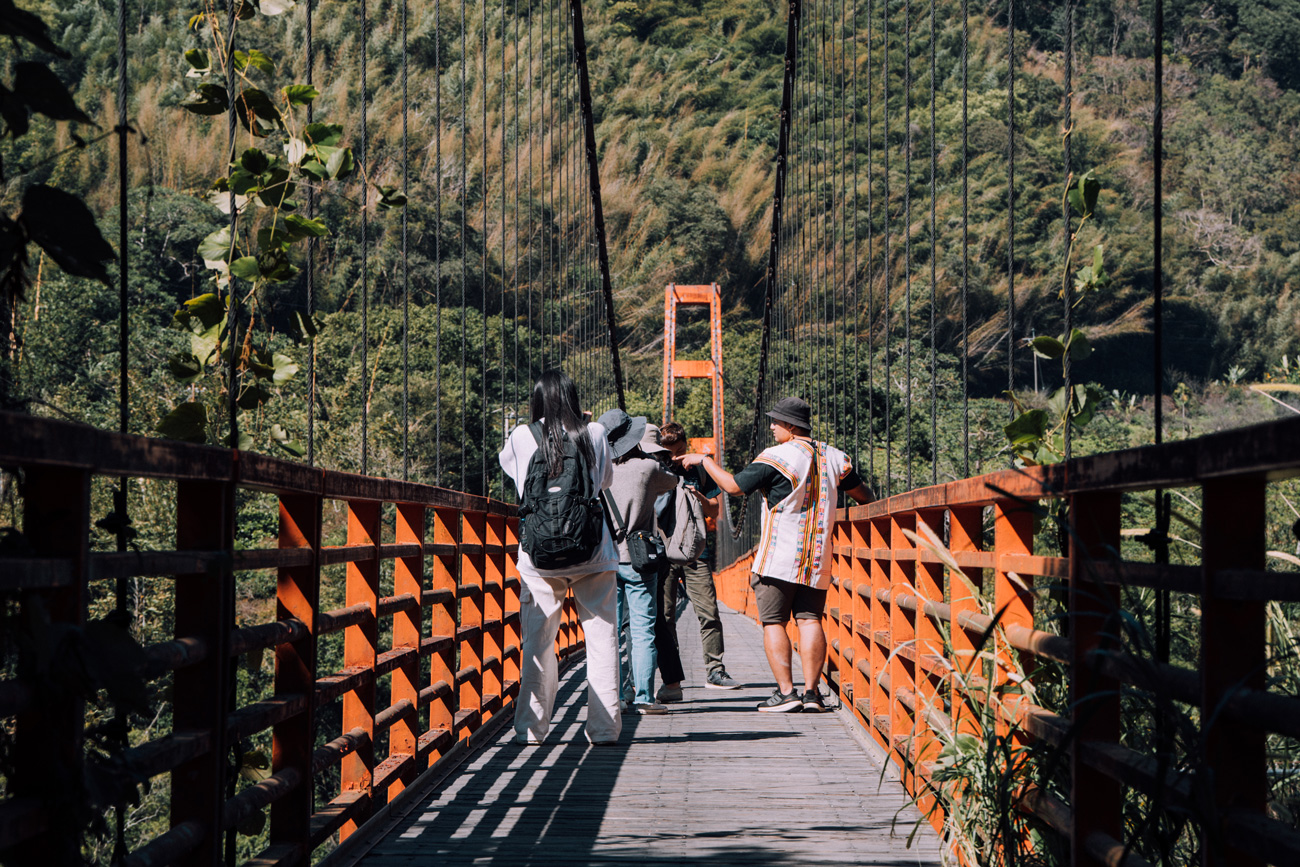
[1006,0,1016,422]
[1153,0,1164,450]
[402,0,410,481]
[482,0,489,494]
[961,0,969,476]
[866,0,874,484]
[1062,0,1073,460]
[360,0,369,475]
[513,0,520,427]
[903,0,911,491]
[435,0,443,485]
[928,0,936,485]
[528,0,534,379]
[838,0,848,451]
[502,0,509,492]
[460,0,468,488]
[851,0,861,468]
[112,0,130,855]
[882,0,891,497]
[225,0,239,452]
[307,0,317,466]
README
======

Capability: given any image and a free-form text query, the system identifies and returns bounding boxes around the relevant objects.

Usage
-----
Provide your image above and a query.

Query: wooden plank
[346,604,943,867]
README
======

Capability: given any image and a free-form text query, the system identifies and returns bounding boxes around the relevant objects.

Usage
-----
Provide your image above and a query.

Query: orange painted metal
[0,410,535,866]
[662,283,725,459]
[340,501,380,839]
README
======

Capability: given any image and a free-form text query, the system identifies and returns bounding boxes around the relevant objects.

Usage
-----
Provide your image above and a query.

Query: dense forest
[3,0,1300,492]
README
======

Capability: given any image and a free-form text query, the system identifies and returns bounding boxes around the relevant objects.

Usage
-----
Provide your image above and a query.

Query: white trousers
[516,569,621,744]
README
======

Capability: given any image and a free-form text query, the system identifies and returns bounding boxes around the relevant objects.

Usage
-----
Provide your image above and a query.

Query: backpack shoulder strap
[527,422,545,447]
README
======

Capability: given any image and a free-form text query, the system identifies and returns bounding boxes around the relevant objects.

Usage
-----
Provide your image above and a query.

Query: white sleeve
[590,422,613,491]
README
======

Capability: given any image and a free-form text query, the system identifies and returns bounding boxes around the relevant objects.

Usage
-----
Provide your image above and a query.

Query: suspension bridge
[2,0,1299,865]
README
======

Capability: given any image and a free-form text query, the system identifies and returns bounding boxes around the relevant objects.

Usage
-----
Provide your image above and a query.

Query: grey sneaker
[757,689,802,712]
[705,669,741,689]
[656,684,684,703]
[801,689,829,713]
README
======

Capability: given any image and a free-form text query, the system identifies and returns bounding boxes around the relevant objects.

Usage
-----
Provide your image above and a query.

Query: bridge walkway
[340,601,944,866]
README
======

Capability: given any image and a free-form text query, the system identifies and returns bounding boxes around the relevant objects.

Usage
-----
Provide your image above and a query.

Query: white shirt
[498,420,618,578]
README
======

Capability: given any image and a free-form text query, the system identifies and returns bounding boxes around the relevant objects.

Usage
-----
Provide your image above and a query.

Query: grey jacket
[606,456,678,564]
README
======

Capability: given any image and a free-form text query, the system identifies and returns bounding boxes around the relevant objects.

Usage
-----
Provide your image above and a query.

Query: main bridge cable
[571,0,627,410]
[734,0,802,541]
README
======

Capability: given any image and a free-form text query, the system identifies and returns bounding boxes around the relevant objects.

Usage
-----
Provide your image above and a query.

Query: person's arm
[684,486,721,519]
[677,454,742,496]
[844,482,873,504]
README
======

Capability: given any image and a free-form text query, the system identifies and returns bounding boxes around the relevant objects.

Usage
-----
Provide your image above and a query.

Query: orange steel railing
[715,414,1300,866]
[0,411,583,866]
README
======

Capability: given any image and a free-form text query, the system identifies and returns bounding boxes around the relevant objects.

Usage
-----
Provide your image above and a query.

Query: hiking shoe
[801,689,829,713]
[656,684,684,703]
[624,702,669,715]
[705,669,741,689]
[757,689,802,713]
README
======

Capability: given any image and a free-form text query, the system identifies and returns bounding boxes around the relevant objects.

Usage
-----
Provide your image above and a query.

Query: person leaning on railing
[677,396,873,713]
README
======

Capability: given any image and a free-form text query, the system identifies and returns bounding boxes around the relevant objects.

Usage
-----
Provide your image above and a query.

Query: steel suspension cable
[360,0,369,475]
[435,0,442,485]
[882,0,891,497]
[929,0,936,485]
[853,0,861,469]
[481,0,489,494]
[1062,0,1073,460]
[903,0,912,491]
[307,0,316,466]
[402,0,409,481]
[1006,0,1016,422]
[224,0,238,452]
[961,0,969,476]
[112,0,130,855]
[460,0,467,488]
[866,0,874,484]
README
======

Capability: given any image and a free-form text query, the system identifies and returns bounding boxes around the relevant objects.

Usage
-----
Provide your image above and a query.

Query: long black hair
[529,370,595,477]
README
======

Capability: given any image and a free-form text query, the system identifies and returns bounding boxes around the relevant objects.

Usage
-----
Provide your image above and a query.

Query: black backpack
[518,423,604,569]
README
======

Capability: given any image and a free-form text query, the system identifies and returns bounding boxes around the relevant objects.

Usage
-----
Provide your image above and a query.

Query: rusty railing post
[173,477,236,867]
[341,500,380,838]
[391,501,424,795]
[427,507,458,765]
[1200,478,1266,867]
[458,509,486,738]
[1068,491,1122,867]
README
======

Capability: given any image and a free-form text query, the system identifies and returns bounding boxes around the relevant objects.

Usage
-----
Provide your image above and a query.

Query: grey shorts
[750,574,827,625]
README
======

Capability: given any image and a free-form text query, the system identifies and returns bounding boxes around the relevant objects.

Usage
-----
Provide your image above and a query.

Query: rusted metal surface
[713,415,1300,865]
[0,409,538,867]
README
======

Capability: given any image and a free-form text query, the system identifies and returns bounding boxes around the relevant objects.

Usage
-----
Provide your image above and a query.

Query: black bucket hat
[596,408,648,459]
[766,396,812,431]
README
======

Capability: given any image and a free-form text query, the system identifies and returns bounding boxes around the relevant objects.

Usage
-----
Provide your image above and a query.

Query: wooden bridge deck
[339,600,945,866]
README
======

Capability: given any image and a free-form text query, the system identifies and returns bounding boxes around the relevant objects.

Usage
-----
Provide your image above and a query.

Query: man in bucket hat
[678,396,872,712]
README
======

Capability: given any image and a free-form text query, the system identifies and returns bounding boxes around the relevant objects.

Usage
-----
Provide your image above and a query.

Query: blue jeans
[616,563,659,704]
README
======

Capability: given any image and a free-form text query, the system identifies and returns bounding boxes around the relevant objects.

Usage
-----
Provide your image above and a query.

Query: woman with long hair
[498,370,621,744]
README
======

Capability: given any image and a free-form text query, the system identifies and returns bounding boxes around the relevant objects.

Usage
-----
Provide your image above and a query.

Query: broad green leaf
[233,49,274,75]
[197,226,233,268]
[1004,409,1048,446]
[236,810,266,837]
[15,63,92,124]
[180,83,228,116]
[227,166,259,196]
[234,88,282,136]
[299,159,328,180]
[173,293,226,333]
[1081,172,1101,214]
[304,122,343,146]
[275,438,306,457]
[20,185,115,284]
[285,214,328,238]
[229,256,261,280]
[247,352,276,381]
[1067,181,1084,217]
[376,185,407,209]
[157,402,209,443]
[1071,385,1105,428]
[1029,335,1065,361]
[259,0,296,15]
[167,352,203,383]
[228,430,254,450]
[292,311,319,341]
[283,84,318,105]
[1066,328,1092,361]
[1046,386,1070,418]
[234,0,256,19]
[240,147,270,174]
[184,48,210,70]
[271,353,298,384]
[325,146,355,179]
[239,751,271,782]
[237,383,272,410]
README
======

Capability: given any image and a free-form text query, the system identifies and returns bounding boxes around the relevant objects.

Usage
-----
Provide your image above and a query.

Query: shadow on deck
[334,605,945,866]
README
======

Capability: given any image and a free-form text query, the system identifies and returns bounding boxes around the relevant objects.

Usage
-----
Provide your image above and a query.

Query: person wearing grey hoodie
[597,409,679,715]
